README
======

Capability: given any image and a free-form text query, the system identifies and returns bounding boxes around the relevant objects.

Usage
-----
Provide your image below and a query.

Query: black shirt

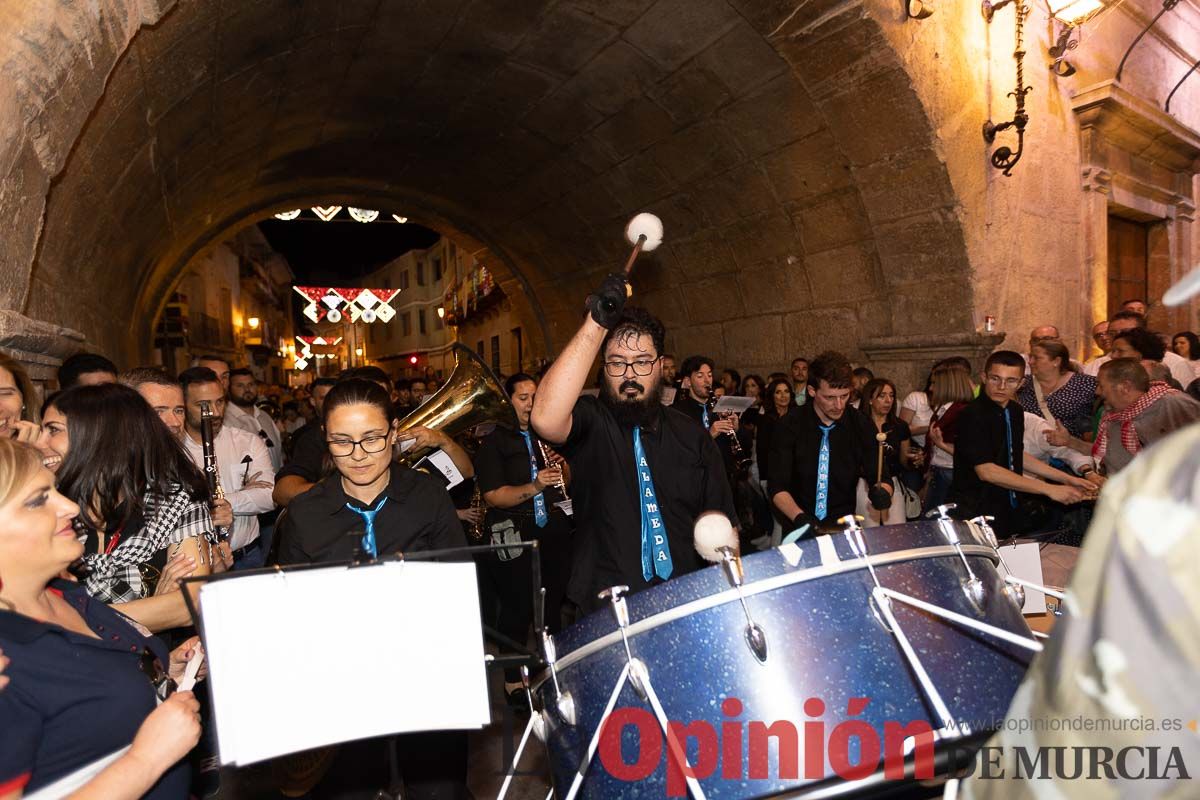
[0,581,188,798]
[276,462,467,564]
[755,409,790,478]
[767,402,891,525]
[948,393,1024,530]
[475,426,567,514]
[276,423,327,483]
[672,394,752,472]
[870,415,911,477]
[553,395,736,608]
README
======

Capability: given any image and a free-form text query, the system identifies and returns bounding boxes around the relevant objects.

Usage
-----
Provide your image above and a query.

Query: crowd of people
[1,287,1199,798]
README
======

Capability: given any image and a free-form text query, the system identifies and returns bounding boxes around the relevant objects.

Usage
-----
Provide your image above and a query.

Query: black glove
[790,512,821,537]
[584,273,631,329]
[868,483,892,511]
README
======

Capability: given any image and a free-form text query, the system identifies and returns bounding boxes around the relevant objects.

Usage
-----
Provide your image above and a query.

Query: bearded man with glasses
[947,351,1093,536]
[531,280,737,612]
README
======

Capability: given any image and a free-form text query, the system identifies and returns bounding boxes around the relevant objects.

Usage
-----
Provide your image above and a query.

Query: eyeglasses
[603,358,659,377]
[985,374,1022,388]
[327,435,391,458]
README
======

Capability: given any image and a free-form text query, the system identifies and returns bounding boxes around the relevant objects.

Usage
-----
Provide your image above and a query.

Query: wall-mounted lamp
[355,347,364,357]
[436,306,445,319]
[248,316,260,329]
[982,0,1031,175]
[905,0,934,19]
[1046,0,1115,76]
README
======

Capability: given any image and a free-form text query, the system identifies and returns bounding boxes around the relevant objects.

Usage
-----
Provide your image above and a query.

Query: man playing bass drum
[474,373,573,708]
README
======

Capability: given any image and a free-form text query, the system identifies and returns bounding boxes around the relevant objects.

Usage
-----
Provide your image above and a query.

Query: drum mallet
[875,431,887,525]
[598,213,664,317]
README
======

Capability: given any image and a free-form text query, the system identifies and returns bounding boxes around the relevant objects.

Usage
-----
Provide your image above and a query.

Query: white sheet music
[199,561,489,766]
[994,542,1048,615]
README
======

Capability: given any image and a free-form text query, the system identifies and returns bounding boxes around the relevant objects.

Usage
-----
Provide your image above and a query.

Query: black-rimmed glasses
[327,435,390,458]
[602,357,660,377]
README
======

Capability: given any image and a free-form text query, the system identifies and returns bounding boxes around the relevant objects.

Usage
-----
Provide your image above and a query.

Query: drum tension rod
[931,504,985,607]
[839,515,892,632]
[968,515,1068,613]
[716,547,768,663]
[540,629,576,726]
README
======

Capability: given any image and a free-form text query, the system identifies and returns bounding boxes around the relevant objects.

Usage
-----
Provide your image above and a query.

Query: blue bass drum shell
[534,520,1035,799]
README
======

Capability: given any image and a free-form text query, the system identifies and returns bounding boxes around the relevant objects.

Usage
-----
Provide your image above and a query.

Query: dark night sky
[259,210,441,284]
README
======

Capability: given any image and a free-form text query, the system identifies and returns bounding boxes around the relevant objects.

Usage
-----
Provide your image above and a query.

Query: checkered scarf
[1092,382,1177,463]
[80,486,216,603]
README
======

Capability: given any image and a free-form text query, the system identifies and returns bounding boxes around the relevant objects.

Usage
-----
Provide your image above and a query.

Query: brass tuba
[395,342,519,461]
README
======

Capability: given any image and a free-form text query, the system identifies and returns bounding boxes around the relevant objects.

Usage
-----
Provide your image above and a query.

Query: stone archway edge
[0,310,86,382]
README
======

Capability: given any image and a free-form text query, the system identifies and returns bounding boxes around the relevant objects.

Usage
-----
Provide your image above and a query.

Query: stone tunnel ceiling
[2,0,973,373]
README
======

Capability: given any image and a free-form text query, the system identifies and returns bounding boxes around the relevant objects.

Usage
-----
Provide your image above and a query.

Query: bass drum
[533,519,1036,798]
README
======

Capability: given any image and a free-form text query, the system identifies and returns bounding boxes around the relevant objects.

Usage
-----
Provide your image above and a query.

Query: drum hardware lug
[598,585,647,698]
[717,546,769,663]
[540,631,576,726]
[969,515,1025,608]
[628,658,650,699]
[840,517,893,633]
[927,507,984,609]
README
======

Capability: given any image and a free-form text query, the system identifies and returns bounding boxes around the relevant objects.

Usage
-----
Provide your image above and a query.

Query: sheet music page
[994,542,1047,614]
[712,395,755,414]
[200,561,489,765]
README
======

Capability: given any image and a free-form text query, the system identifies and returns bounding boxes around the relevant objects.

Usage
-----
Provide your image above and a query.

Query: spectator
[1171,331,1200,381]
[849,366,874,410]
[1084,320,1111,368]
[719,368,741,397]
[1089,310,1194,386]
[48,384,218,631]
[1017,338,1096,438]
[755,377,794,545]
[0,439,202,799]
[790,357,809,406]
[57,352,118,390]
[0,354,40,445]
[661,354,678,386]
[740,374,764,405]
[120,367,186,439]
[855,378,910,527]
[1094,358,1200,474]
[924,363,977,511]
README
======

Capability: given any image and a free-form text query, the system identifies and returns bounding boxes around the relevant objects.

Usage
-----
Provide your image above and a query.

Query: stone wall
[0,0,1197,396]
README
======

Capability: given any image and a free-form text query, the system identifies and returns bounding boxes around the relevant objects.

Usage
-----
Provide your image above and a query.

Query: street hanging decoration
[293,286,401,325]
[272,207,410,224]
[293,335,343,371]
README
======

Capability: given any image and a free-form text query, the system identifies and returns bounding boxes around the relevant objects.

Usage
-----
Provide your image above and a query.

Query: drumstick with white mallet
[598,213,665,316]
[875,432,887,526]
[693,512,768,662]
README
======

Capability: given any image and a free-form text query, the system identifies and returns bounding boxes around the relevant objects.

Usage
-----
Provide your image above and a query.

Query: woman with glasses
[273,378,468,799]
[0,438,203,799]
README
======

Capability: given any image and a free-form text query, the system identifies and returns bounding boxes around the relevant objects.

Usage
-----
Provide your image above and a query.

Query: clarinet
[199,400,230,543]
[706,395,753,475]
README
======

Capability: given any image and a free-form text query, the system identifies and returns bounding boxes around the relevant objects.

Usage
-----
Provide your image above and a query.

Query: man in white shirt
[180,366,276,570]
[1086,310,1194,386]
[225,367,284,472]
[1023,412,1097,479]
[1081,320,1111,376]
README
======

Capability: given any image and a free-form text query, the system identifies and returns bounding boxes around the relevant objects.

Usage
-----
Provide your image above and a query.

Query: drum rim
[534,543,1001,691]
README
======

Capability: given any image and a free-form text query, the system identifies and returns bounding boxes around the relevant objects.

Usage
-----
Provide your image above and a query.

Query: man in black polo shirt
[948,350,1092,536]
[768,350,892,536]
[531,283,736,612]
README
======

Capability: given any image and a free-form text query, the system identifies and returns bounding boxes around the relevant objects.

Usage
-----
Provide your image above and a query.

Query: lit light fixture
[274,209,302,220]
[355,347,364,357]
[348,207,379,223]
[312,205,342,222]
[905,0,934,19]
[248,316,260,329]
[1046,0,1117,76]
[392,214,408,224]
[436,306,445,319]
[409,355,418,365]
[1048,0,1106,24]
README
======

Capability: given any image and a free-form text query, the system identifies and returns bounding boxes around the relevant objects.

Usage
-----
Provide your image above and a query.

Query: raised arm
[532,275,629,445]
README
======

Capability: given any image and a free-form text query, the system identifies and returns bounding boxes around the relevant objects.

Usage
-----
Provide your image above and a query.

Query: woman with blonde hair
[924,362,977,512]
[0,438,202,798]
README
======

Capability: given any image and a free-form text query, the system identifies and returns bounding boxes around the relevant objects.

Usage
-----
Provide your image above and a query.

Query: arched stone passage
[2,0,978,384]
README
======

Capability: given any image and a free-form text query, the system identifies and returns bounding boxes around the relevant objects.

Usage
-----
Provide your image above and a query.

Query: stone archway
[1,0,980,388]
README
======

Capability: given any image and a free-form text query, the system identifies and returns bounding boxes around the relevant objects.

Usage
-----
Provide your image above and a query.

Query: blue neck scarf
[633,427,671,581]
[698,400,711,429]
[814,423,835,521]
[518,430,548,527]
[345,495,388,559]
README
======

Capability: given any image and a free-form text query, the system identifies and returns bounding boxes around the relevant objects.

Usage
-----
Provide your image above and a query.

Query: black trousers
[309,730,469,800]
[478,509,572,682]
